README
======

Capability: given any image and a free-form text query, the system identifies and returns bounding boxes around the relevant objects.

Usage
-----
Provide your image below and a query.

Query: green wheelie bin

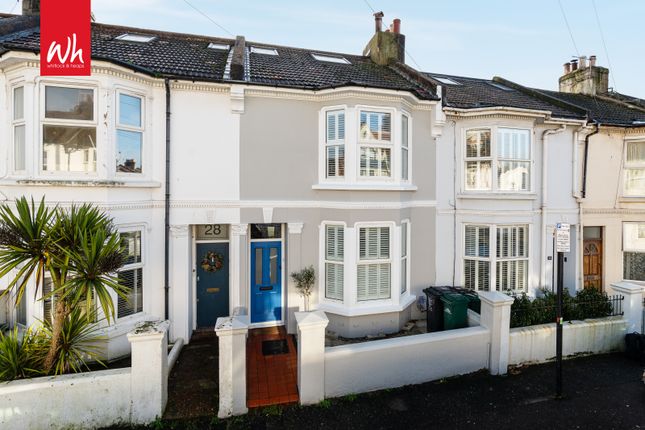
[440,293,469,330]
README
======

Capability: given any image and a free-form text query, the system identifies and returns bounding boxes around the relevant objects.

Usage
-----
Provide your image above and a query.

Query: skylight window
[208,42,229,50]
[250,46,278,56]
[311,53,350,64]
[431,76,461,86]
[488,82,513,91]
[115,33,156,43]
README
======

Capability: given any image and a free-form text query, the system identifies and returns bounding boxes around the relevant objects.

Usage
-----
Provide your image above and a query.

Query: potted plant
[290,266,315,312]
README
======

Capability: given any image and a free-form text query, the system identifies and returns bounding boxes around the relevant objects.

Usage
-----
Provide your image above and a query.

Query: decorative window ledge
[618,196,645,203]
[457,192,537,201]
[1,179,162,188]
[315,294,416,317]
[313,183,418,192]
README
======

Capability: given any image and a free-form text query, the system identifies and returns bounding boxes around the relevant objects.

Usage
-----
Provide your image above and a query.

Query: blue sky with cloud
[6,0,643,97]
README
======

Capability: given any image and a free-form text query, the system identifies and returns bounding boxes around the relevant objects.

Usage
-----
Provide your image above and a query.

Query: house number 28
[204,224,222,236]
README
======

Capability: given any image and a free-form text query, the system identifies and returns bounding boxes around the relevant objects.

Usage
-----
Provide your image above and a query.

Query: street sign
[555,223,570,253]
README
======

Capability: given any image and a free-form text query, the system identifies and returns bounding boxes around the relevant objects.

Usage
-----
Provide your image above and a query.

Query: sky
[4,0,644,97]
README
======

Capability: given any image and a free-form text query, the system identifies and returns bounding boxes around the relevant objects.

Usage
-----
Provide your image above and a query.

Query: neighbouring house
[498,55,645,292]
[0,7,444,349]
[528,57,645,292]
[429,72,587,296]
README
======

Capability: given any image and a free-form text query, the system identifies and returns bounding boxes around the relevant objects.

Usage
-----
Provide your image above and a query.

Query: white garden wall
[508,317,626,366]
[0,369,132,429]
[0,320,171,430]
[324,326,490,398]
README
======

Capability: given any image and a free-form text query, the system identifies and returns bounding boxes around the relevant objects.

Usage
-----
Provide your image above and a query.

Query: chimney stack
[559,54,609,95]
[22,0,40,15]
[363,13,406,65]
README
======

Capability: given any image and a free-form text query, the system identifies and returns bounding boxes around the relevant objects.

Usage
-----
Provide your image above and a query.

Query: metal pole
[556,251,564,398]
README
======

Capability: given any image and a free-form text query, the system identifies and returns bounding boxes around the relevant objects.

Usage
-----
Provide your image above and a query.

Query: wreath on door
[201,251,224,272]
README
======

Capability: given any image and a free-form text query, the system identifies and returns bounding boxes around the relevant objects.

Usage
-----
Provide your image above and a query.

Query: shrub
[510,288,614,328]
[0,328,46,381]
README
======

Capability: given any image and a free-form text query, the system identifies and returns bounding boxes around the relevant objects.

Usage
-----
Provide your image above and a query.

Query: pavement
[113,352,645,429]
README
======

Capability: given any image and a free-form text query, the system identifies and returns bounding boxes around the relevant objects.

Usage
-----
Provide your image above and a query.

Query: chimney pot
[589,55,597,67]
[374,11,384,33]
[563,62,572,74]
[579,55,587,69]
[571,59,578,71]
[393,19,401,34]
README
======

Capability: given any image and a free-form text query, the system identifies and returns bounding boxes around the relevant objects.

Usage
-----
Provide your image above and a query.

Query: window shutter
[358,226,391,300]
[325,225,344,300]
[327,113,336,142]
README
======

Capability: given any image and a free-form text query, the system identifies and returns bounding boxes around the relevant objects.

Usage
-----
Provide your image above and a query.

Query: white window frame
[324,109,345,180]
[317,105,414,188]
[622,222,645,282]
[323,224,345,301]
[39,82,98,176]
[400,220,410,294]
[463,223,529,293]
[400,112,412,183]
[115,90,145,175]
[358,109,394,181]
[12,85,26,173]
[623,140,645,197]
[116,226,144,320]
[356,223,392,301]
[463,126,532,193]
[495,225,529,292]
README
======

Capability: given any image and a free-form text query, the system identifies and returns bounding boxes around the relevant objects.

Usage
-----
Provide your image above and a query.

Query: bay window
[116,93,144,173]
[13,86,25,171]
[320,221,411,311]
[118,229,144,318]
[325,225,344,300]
[465,127,531,192]
[357,226,391,301]
[42,86,96,173]
[319,106,412,186]
[624,141,645,196]
[464,224,528,292]
[623,222,645,280]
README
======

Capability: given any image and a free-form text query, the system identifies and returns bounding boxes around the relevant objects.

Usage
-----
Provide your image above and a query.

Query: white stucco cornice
[1,56,166,87]
[242,85,437,110]
[445,106,586,125]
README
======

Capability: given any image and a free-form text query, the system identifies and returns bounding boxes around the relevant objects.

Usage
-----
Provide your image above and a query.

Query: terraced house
[1,4,644,360]
[0,8,446,352]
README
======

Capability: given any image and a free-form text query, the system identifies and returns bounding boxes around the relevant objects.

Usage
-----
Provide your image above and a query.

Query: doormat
[262,339,289,356]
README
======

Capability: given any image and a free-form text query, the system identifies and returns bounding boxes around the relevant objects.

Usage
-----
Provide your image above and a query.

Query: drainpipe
[581,123,600,198]
[540,125,567,290]
[164,79,171,320]
[572,125,586,290]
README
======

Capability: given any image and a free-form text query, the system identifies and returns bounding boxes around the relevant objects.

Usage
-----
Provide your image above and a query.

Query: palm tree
[0,197,127,373]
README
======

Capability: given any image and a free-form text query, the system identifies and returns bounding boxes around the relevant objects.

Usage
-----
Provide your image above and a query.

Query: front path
[163,330,219,420]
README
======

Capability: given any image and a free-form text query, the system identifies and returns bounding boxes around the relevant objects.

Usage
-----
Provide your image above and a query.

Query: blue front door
[250,241,282,324]
[196,243,229,327]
